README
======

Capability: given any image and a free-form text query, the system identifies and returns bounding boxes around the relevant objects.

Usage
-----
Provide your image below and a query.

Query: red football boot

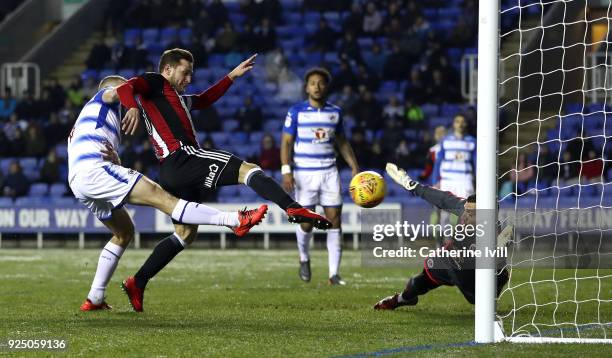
[79,299,112,311]
[121,276,144,312]
[286,207,332,229]
[232,205,268,237]
[373,293,418,310]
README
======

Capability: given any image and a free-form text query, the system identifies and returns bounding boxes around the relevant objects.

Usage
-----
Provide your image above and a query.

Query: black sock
[401,273,439,301]
[246,170,300,210]
[134,234,184,289]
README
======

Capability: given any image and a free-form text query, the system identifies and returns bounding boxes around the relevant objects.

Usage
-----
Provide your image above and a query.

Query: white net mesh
[497,0,612,340]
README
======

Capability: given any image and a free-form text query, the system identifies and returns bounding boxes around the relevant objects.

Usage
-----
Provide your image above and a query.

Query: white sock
[327,229,342,277]
[296,225,312,262]
[397,293,406,303]
[171,199,239,227]
[87,241,125,304]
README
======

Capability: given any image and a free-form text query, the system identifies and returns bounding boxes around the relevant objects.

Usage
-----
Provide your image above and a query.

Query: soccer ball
[349,171,386,208]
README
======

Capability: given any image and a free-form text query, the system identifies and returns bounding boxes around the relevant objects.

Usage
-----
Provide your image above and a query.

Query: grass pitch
[0,249,610,357]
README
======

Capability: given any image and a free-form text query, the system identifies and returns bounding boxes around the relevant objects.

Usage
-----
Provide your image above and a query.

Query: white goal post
[476,0,612,344]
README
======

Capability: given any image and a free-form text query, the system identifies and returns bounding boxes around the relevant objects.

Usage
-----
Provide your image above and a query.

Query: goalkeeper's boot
[328,274,346,286]
[286,207,332,229]
[232,204,268,237]
[79,299,112,311]
[373,293,418,310]
[299,260,311,282]
[121,276,144,312]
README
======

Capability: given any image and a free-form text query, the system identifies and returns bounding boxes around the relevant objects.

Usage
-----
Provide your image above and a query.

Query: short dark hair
[98,75,127,90]
[158,48,194,72]
[304,67,332,86]
[466,194,476,203]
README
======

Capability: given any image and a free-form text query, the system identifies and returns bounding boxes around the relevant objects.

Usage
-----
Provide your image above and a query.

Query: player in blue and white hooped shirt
[280,68,360,285]
[432,114,476,199]
[69,76,266,311]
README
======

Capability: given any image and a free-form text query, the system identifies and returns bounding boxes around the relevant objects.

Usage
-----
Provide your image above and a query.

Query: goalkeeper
[374,163,511,310]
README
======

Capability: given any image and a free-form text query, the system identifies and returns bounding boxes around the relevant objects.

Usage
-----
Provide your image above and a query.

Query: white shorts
[439,179,474,199]
[69,163,143,220]
[294,168,342,207]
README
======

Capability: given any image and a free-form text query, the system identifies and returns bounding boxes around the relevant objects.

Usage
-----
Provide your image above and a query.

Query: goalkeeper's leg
[374,270,441,310]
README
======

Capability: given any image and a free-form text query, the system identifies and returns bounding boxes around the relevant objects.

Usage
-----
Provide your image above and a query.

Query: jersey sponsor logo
[427,258,434,268]
[311,128,330,143]
[205,163,219,188]
[284,115,292,128]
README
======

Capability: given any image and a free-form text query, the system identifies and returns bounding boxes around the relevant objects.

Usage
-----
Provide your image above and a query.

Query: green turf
[0,249,610,357]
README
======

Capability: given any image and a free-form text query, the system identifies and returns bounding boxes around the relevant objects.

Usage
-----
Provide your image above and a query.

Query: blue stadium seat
[55,144,68,159]
[51,197,76,206]
[29,183,48,197]
[124,28,141,46]
[50,183,66,197]
[421,103,439,117]
[357,37,374,48]
[208,54,225,67]
[323,11,341,22]
[81,69,99,81]
[263,120,282,133]
[118,68,136,79]
[285,12,302,25]
[303,11,320,23]
[15,197,47,206]
[98,69,114,80]
[141,28,159,45]
[222,119,239,132]
[249,131,264,144]
[210,132,229,146]
[0,197,12,206]
[218,186,238,198]
[20,157,38,171]
[179,27,192,42]
[228,13,246,25]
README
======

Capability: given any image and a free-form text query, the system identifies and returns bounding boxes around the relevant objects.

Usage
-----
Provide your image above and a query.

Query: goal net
[496,0,612,343]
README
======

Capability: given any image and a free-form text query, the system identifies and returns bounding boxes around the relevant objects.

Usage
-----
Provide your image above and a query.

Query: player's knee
[175,225,197,245]
[300,222,313,232]
[113,226,135,246]
[239,162,262,184]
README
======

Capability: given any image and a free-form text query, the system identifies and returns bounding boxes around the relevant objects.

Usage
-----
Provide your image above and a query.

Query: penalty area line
[335,340,482,357]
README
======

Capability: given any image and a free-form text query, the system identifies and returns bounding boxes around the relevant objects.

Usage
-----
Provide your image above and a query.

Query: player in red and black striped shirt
[115,49,331,311]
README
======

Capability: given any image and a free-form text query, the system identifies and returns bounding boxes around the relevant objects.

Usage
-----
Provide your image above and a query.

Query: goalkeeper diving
[374,163,511,310]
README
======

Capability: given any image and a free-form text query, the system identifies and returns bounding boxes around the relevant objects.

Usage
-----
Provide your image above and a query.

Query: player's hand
[122,107,140,135]
[385,163,418,191]
[497,225,514,248]
[282,173,294,192]
[228,54,257,80]
[101,142,121,165]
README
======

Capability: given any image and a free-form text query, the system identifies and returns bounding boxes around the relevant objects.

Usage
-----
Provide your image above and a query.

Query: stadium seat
[29,183,49,197]
[55,144,68,159]
[263,120,282,133]
[141,28,159,45]
[222,119,239,132]
[249,131,264,145]
[81,69,99,81]
[50,183,66,197]
[51,197,76,206]
[124,28,141,46]
[285,12,301,26]
[210,132,229,146]
[15,197,47,206]
[0,197,12,206]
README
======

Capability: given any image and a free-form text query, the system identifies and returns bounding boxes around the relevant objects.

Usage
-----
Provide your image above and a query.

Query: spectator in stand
[337,85,357,116]
[46,78,66,111]
[510,153,535,194]
[8,127,26,157]
[66,76,85,107]
[352,89,382,130]
[395,139,415,169]
[536,145,557,184]
[238,23,258,53]
[24,124,47,158]
[4,113,25,140]
[39,149,61,185]
[193,104,221,132]
[362,2,383,36]
[0,87,17,120]
[369,141,385,169]
[207,0,229,29]
[404,68,427,105]
[120,139,138,170]
[191,9,215,38]
[46,112,69,145]
[413,15,430,36]
[581,149,604,182]
[258,133,280,170]
[364,43,386,76]
[0,167,4,194]
[383,96,404,120]
[86,39,112,70]
[419,126,446,184]
[333,61,357,92]
[404,99,425,127]
[559,150,580,184]
[448,18,475,48]
[15,90,38,120]
[382,42,406,81]
[235,95,263,132]
[254,18,277,52]
[354,64,379,91]
[149,0,172,28]
[404,0,423,21]
[308,18,338,53]
[399,27,423,65]
[349,127,372,167]
[189,35,209,65]
[0,131,9,157]
[3,161,29,199]
[380,119,403,157]
[343,3,363,37]
[215,22,239,53]
[338,32,362,64]
[277,67,303,102]
[424,69,459,104]
[385,0,402,24]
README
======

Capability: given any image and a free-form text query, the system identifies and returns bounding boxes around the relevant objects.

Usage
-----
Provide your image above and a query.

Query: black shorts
[158,145,243,203]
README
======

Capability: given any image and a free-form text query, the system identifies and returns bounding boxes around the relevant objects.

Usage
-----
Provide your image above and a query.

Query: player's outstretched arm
[386,162,464,215]
[188,55,257,110]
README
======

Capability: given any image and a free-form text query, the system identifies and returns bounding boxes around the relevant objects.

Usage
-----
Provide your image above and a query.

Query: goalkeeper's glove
[385,163,418,191]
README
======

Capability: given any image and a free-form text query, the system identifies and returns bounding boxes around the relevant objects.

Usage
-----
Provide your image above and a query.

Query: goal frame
[475,0,612,345]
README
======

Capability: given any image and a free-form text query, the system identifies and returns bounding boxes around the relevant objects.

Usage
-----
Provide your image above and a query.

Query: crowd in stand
[2,0,599,201]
